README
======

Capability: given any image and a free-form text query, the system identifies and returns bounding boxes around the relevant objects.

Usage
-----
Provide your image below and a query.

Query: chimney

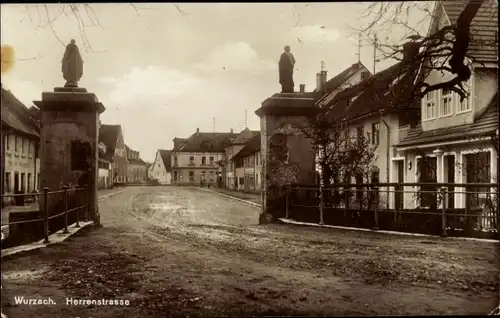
[360,71,371,81]
[299,84,305,93]
[402,41,420,64]
[196,128,200,133]
[230,128,234,134]
[316,71,328,92]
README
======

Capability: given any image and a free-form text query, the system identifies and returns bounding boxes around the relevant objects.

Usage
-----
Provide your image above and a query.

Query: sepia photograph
[0,1,498,317]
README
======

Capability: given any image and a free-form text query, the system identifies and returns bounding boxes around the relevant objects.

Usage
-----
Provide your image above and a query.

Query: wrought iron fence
[284,182,498,239]
[1,186,89,245]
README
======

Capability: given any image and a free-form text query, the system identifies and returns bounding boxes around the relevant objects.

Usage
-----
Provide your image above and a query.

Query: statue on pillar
[61,39,84,88]
[278,45,296,93]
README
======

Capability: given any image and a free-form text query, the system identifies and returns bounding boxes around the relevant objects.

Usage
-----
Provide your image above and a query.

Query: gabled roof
[440,0,498,64]
[176,130,237,153]
[324,61,421,123]
[99,124,121,159]
[1,87,40,138]
[397,92,498,148]
[231,128,259,145]
[158,149,172,172]
[232,133,261,160]
[317,61,370,93]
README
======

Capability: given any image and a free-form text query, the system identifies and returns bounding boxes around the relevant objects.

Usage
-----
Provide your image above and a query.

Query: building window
[14,136,19,152]
[189,156,195,165]
[27,173,32,192]
[209,156,214,165]
[174,171,178,181]
[5,172,11,192]
[21,138,26,153]
[202,156,206,165]
[371,123,380,145]
[239,177,244,185]
[201,171,206,181]
[189,171,194,181]
[5,134,10,150]
[37,173,40,190]
[174,156,178,166]
[423,90,436,120]
[440,88,453,116]
[457,92,471,112]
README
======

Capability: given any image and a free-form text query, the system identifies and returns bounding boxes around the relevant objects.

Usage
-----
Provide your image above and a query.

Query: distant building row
[150,127,262,193]
[1,87,149,198]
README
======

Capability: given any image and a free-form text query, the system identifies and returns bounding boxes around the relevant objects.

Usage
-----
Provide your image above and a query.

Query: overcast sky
[1,3,429,161]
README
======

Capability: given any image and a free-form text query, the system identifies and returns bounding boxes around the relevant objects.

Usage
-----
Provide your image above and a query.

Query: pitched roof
[1,88,40,138]
[99,124,121,157]
[441,0,498,63]
[232,133,261,160]
[397,92,498,148]
[176,131,237,153]
[318,61,370,93]
[323,61,421,123]
[158,149,172,172]
[231,128,259,145]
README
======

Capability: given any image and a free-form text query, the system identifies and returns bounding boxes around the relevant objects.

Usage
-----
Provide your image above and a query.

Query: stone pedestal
[255,92,318,224]
[34,87,105,226]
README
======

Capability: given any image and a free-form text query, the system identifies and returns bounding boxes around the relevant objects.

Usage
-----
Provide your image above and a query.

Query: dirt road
[1,186,498,317]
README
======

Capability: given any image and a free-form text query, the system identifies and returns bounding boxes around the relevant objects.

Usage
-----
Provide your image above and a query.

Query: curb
[1,189,127,259]
[201,188,261,208]
[1,221,93,259]
[278,218,499,244]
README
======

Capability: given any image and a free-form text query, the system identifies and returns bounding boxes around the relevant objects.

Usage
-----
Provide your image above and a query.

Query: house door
[419,157,437,207]
[395,160,404,210]
[465,152,490,210]
[20,173,25,193]
[14,172,19,193]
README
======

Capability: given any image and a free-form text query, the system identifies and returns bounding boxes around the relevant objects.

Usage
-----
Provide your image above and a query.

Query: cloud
[97,65,201,105]
[194,41,275,74]
[292,25,341,43]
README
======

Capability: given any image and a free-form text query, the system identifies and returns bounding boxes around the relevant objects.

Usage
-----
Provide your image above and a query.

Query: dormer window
[440,88,453,117]
[457,91,471,112]
[423,90,436,120]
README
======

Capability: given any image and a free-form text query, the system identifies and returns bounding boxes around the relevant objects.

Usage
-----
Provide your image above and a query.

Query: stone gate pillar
[255,92,317,224]
[34,87,105,226]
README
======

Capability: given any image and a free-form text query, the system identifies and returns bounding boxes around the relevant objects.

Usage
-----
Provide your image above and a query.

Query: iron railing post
[62,185,69,234]
[441,187,447,237]
[84,185,89,221]
[319,186,324,225]
[75,187,81,228]
[373,186,379,230]
[285,187,289,219]
[43,187,50,243]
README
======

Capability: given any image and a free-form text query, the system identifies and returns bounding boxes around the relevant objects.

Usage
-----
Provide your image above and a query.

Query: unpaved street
[1,186,498,317]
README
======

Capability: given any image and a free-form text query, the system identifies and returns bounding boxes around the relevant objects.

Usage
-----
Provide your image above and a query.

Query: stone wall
[260,115,316,223]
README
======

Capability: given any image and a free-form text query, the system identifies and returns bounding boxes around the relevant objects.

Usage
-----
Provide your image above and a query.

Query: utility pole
[373,34,378,74]
[213,116,215,133]
[244,110,248,129]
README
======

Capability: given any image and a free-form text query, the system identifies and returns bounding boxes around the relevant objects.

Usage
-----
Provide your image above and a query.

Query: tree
[14,4,186,53]
[352,0,498,101]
